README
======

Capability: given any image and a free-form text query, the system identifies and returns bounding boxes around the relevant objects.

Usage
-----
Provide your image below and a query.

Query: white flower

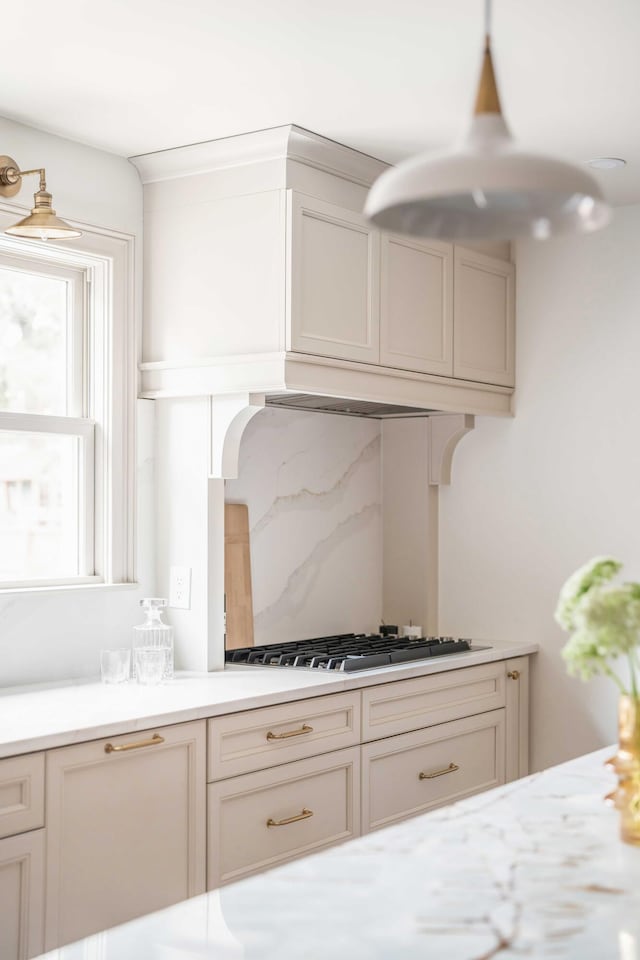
[555,556,622,631]
[556,558,640,696]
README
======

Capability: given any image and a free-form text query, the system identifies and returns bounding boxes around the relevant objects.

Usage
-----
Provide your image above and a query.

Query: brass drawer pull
[419,762,459,780]
[104,734,165,754]
[507,670,521,680]
[267,808,314,827]
[266,723,313,741]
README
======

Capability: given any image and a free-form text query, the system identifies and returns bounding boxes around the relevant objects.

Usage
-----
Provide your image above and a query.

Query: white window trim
[0,204,138,593]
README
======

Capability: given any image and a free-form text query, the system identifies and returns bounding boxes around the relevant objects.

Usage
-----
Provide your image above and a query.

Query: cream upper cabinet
[287,193,380,364]
[380,234,453,376]
[286,197,514,386]
[44,721,206,950]
[453,246,515,387]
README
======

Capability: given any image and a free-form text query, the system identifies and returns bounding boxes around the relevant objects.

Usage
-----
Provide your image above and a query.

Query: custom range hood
[134,125,514,422]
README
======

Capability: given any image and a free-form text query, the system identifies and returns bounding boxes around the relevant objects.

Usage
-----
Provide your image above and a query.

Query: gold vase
[605,695,640,845]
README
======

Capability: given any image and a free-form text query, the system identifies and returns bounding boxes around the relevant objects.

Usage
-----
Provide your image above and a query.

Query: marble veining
[253,501,380,638]
[33,748,640,960]
[225,408,382,645]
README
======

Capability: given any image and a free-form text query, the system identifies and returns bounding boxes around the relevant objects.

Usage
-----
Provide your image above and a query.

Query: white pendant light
[365,0,611,241]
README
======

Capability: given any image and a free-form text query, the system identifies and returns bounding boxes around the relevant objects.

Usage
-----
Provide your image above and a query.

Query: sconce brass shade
[4,188,82,240]
[0,155,81,241]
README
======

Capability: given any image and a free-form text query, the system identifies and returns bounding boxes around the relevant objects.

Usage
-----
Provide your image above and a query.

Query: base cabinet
[44,720,206,950]
[362,710,506,832]
[0,829,45,960]
[207,746,360,887]
[0,657,530,952]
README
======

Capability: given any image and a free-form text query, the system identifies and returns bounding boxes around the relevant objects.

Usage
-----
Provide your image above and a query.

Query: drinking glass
[100,649,131,684]
[134,647,166,686]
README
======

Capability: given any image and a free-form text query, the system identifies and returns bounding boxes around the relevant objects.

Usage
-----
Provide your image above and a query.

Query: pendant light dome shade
[365,31,611,241]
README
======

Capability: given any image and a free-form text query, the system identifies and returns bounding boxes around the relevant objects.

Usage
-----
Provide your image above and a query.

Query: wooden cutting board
[224,503,254,650]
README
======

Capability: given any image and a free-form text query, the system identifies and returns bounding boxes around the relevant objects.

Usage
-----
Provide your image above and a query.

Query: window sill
[0,581,140,599]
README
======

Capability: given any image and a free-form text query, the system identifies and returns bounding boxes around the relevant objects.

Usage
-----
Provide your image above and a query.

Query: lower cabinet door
[0,829,45,960]
[362,710,506,832]
[208,746,360,888]
[44,720,206,950]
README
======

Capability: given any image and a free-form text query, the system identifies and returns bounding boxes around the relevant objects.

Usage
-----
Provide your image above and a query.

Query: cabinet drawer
[362,710,506,832]
[208,691,360,781]
[208,746,360,887]
[0,754,44,840]
[362,661,505,742]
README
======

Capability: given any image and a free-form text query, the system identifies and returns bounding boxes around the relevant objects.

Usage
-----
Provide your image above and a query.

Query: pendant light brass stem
[474,35,502,116]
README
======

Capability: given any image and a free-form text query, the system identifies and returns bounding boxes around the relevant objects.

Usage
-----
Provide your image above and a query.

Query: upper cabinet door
[453,247,515,387]
[380,235,453,376]
[287,193,380,364]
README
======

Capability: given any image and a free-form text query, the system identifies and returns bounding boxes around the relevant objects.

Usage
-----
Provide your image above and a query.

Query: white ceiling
[3,0,638,203]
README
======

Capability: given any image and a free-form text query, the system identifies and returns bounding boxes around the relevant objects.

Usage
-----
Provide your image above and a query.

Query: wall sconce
[0,155,82,240]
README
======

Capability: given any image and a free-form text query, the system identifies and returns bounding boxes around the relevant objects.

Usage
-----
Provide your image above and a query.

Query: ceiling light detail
[587,157,626,170]
[0,156,81,241]
[365,0,611,241]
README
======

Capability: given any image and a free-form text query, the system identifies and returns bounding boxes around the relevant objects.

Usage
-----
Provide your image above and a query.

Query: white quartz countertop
[0,638,537,758]
[34,746,640,960]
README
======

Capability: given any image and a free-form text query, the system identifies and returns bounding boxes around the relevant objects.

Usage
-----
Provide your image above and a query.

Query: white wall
[439,204,640,771]
[0,116,151,688]
[0,116,141,235]
[225,407,382,645]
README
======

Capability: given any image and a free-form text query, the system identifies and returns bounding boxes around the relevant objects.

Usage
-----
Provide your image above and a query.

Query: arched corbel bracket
[210,392,265,479]
[428,414,475,486]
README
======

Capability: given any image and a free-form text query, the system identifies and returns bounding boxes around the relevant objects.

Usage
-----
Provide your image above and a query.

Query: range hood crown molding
[130,123,389,188]
[139,352,513,418]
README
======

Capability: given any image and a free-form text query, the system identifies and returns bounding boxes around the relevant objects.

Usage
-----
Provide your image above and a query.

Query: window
[0,225,136,590]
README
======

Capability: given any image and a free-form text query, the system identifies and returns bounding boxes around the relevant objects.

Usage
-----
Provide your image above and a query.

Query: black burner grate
[226,633,476,672]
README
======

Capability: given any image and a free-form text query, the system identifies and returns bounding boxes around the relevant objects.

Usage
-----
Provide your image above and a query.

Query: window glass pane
[0,432,79,581]
[0,266,68,415]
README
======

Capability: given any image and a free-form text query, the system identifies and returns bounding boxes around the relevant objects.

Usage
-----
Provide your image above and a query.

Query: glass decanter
[132,598,174,681]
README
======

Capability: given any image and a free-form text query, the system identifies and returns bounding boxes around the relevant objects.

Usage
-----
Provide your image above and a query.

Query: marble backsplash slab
[225,407,382,646]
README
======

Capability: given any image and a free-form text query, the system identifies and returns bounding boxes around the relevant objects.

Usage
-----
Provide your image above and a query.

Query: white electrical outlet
[169,566,191,609]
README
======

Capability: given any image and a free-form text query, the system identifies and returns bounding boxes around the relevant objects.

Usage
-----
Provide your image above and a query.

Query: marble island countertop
[34,746,640,960]
[0,637,536,758]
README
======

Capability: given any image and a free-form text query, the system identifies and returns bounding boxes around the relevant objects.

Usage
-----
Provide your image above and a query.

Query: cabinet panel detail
[362,710,506,832]
[380,235,453,376]
[208,691,360,781]
[288,193,380,363]
[505,655,530,781]
[0,753,44,840]
[208,746,360,887]
[453,247,515,386]
[44,720,206,950]
[0,829,45,960]
[362,661,506,742]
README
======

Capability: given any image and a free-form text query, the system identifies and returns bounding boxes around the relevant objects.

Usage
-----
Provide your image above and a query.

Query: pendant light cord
[484,0,492,47]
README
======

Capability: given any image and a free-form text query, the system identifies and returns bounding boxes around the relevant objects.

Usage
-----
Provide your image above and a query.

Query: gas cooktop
[226,633,488,672]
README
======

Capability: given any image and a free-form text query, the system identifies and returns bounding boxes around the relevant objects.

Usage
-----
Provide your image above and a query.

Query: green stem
[603,663,627,695]
[630,651,640,700]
